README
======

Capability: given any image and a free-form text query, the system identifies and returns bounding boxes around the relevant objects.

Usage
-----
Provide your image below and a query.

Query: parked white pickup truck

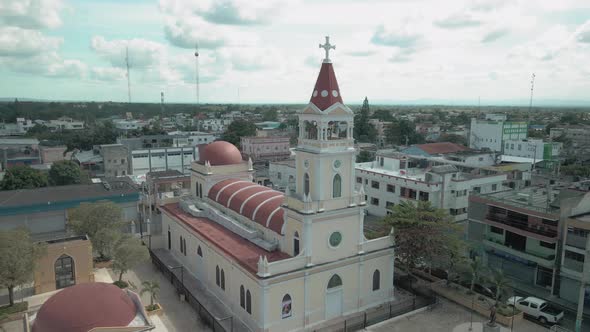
[506,296,564,325]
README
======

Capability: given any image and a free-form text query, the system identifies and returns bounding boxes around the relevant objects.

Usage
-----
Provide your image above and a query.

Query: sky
[1,0,590,105]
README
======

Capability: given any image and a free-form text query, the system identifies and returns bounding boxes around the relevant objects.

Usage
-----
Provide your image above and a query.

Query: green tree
[372,109,394,122]
[0,229,46,306]
[385,120,424,146]
[221,119,256,148]
[48,160,82,186]
[0,165,48,190]
[262,107,278,121]
[68,201,125,260]
[466,256,486,292]
[140,280,160,309]
[356,150,374,163]
[489,268,511,303]
[112,236,150,282]
[383,201,456,278]
[353,97,377,143]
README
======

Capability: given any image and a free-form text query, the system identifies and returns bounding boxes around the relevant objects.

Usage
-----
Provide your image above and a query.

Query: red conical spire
[310,62,343,111]
[309,36,343,111]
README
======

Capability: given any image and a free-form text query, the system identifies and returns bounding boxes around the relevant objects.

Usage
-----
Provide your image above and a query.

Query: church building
[160,37,395,331]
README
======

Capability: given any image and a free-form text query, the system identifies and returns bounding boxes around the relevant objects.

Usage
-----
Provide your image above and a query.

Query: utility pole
[575,234,590,332]
[194,42,200,107]
[125,46,131,103]
[529,73,535,112]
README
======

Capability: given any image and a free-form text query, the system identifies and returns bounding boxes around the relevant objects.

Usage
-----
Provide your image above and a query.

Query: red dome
[33,283,137,332]
[200,141,243,166]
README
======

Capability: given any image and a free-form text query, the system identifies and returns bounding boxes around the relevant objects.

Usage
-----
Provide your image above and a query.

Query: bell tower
[293,36,360,212]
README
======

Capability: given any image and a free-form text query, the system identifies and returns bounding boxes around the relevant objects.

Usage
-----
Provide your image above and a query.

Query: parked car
[459,280,495,298]
[506,296,564,325]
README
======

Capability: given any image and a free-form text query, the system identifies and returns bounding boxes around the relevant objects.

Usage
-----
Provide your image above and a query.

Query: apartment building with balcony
[355,152,508,221]
[467,187,590,308]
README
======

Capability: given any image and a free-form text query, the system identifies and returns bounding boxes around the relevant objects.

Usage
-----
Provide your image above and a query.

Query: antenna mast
[528,73,535,112]
[194,42,200,107]
[125,46,131,103]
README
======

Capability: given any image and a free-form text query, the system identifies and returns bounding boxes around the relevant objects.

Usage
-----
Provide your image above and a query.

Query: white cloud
[1,51,86,78]
[91,67,126,81]
[0,0,64,29]
[0,26,62,56]
[435,12,483,29]
[91,36,165,69]
[575,20,590,44]
[163,17,227,49]
[371,24,422,48]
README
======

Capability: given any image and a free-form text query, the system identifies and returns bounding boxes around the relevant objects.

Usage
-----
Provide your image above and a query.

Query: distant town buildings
[240,136,291,162]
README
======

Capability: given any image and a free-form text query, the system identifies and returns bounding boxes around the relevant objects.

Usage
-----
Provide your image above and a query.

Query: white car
[506,296,564,325]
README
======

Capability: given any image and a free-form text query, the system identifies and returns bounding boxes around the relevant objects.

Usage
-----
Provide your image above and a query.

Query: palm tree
[490,268,511,304]
[469,256,485,292]
[140,280,160,308]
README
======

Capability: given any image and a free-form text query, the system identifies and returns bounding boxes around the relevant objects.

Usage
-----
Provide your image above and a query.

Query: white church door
[325,274,343,320]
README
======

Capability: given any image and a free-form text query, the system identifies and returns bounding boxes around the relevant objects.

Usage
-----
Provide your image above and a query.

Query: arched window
[196,181,199,197]
[282,294,292,319]
[197,246,203,257]
[215,266,220,286]
[240,285,245,308]
[304,173,310,196]
[246,290,252,314]
[199,183,203,198]
[327,274,342,289]
[55,254,75,289]
[293,231,300,256]
[332,174,342,198]
[220,269,225,290]
[372,269,381,291]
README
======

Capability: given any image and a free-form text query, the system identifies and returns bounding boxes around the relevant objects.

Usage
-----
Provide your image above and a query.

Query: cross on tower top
[319,36,335,63]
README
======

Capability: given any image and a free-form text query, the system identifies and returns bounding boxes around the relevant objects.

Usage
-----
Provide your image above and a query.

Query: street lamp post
[140,234,152,249]
[169,265,184,285]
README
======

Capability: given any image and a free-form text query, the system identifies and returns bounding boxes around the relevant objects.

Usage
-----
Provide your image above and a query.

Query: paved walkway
[110,260,208,332]
[150,248,249,331]
[367,298,547,332]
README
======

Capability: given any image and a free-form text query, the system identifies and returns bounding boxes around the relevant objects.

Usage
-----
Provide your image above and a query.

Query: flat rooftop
[161,203,290,276]
[475,186,560,214]
[356,162,427,182]
[0,177,139,209]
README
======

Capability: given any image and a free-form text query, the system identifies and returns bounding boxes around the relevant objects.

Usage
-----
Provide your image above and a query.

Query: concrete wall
[34,237,94,294]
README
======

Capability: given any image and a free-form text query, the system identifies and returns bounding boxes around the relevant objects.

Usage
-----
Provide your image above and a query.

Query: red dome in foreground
[200,141,243,166]
[33,283,137,332]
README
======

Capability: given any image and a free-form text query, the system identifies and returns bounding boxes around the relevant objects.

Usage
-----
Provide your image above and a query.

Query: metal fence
[149,250,228,332]
[313,274,439,332]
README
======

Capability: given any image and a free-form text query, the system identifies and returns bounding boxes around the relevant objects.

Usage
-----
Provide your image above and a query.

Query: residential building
[268,159,296,190]
[39,117,85,131]
[196,118,232,132]
[157,52,395,331]
[469,117,528,152]
[113,119,146,131]
[118,135,175,150]
[356,152,508,220]
[39,145,73,164]
[502,139,562,169]
[96,144,129,177]
[0,138,41,168]
[550,126,590,153]
[240,136,291,162]
[368,119,392,148]
[168,131,218,147]
[467,187,590,310]
[0,118,34,136]
[130,146,198,176]
[415,123,441,142]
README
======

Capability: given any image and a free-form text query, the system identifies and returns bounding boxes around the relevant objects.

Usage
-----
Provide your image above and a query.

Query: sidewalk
[151,248,249,331]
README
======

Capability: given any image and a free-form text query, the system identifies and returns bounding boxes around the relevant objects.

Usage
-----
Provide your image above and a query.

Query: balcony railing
[486,213,557,238]
[563,257,584,273]
[484,236,555,261]
[565,233,587,250]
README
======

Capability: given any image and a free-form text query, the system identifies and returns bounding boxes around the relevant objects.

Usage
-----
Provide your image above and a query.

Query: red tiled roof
[208,178,286,234]
[310,62,343,111]
[33,283,136,332]
[415,142,469,155]
[161,204,290,275]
